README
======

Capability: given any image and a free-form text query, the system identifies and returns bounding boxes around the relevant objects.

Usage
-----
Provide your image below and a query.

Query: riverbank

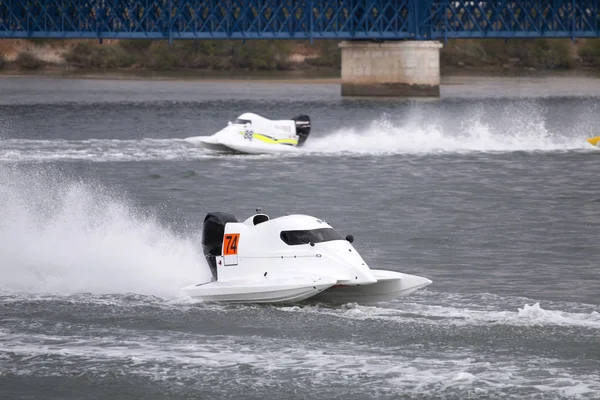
[1,38,600,79]
[0,39,339,74]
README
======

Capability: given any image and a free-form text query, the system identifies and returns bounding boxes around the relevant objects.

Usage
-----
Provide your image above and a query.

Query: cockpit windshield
[280,228,344,246]
[234,118,252,125]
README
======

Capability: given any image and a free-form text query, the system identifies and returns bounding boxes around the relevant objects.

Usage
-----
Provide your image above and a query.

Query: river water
[0,75,599,399]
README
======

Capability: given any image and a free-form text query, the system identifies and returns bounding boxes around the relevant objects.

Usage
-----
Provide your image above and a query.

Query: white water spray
[0,166,211,298]
[305,103,593,154]
[0,103,595,162]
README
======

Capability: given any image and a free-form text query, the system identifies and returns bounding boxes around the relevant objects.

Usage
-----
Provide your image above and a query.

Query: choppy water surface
[1,76,599,399]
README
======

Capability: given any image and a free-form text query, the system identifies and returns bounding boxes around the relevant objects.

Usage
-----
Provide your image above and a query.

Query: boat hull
[182,270,431,305]
[223,141,299,155]
[184,136,300,155]
[181,275,337,304]
[310,270,432,305]
[184,136,240,153]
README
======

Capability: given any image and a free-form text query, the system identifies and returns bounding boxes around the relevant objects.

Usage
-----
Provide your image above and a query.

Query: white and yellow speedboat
[185,112,311,154]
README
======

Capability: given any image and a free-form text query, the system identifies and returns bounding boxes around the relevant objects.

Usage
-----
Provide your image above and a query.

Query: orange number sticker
[223,233,240,255]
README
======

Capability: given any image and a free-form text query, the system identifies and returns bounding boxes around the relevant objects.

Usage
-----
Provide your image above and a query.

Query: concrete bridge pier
[339,40,443,97]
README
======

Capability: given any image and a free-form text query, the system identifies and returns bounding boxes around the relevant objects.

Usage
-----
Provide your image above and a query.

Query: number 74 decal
[223,233,240,255]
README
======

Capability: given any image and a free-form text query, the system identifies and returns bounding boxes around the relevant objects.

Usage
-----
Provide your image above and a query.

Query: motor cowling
[202,212,238,280]
[292,115,311,146]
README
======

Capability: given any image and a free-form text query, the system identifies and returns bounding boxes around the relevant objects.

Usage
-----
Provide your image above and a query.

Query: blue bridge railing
[1,1,599,41]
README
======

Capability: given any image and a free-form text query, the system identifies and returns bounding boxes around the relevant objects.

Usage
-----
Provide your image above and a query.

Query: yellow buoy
[586,136,600,146]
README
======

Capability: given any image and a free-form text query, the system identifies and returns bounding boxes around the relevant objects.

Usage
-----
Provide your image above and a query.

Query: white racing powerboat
[184,113,311,154]
[181,209,432,305]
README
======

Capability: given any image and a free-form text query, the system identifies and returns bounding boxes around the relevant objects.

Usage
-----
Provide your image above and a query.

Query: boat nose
[403,273,433,289]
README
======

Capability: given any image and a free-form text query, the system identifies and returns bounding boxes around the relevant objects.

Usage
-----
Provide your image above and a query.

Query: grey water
[0,75,599,399]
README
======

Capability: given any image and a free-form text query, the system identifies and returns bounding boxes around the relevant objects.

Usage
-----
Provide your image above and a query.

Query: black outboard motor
[201,212,238,281]
[292,115,311,146]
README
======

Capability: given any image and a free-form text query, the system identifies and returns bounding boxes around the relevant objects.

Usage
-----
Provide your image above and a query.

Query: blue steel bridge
[1,0,600,42]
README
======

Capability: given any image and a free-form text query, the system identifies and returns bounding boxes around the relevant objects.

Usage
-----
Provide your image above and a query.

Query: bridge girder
[0,1,599,41]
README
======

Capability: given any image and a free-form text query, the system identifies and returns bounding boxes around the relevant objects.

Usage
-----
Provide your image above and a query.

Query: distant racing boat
[184,112,311,155]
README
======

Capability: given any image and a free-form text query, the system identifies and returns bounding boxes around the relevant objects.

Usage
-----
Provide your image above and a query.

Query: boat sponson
[181,275,338,304]
[310,270,432,305]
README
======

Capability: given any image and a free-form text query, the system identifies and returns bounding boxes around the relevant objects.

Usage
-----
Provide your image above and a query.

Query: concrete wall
[339,41,443,97]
